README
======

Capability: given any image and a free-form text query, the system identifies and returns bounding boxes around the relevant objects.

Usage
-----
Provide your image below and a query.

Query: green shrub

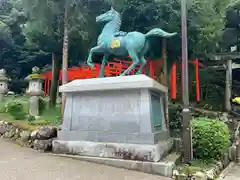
[169,104,182,137]
[5,100,26,120]
[26,115,35,123]
[192,117,230,160]
[41,106,61,125]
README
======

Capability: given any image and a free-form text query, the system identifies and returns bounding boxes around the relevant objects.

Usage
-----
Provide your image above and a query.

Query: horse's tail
[145,28,177,38]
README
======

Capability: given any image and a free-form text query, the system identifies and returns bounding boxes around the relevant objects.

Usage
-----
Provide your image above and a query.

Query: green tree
[108,0,230,59]
[0,0,234,107]
[0,0,31,93]
[22,0,92,107]
[222,0,240,51]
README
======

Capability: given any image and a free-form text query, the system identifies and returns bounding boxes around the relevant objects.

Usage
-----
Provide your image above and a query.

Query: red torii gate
[170,58,202,101]
[42,58,203,101]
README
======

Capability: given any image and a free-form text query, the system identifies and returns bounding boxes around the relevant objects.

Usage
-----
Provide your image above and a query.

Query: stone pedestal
[0,69,9,102]
[29,96,39,117]
[53,75,172,162]
[0,94,4,102]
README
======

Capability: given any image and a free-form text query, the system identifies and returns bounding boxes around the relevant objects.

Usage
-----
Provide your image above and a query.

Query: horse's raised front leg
[120,50,140,76]
[136,56,147,75]
[87,45,103,68]
[99,55,108,78]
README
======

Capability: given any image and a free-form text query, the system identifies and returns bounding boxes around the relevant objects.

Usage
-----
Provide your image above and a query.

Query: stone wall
[0,121,57,152]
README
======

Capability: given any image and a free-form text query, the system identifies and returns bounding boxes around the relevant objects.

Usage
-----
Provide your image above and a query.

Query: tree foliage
[0,0,29,90]
[222,0,240,50]
[192,117,230,160]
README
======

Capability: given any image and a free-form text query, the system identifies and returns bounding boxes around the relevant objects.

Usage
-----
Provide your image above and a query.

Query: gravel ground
[0,139,172,180]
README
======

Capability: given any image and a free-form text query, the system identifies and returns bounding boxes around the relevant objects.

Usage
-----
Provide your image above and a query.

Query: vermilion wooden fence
[42,58,203,101]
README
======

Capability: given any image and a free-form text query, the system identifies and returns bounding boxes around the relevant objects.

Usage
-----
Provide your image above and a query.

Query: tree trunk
[61,4,69,117]
[162,38,167,86]
[49,53,60,108]
[161,38,169,128]
[225,59,232,112]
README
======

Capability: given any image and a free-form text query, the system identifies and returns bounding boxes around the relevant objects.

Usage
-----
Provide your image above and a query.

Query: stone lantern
[25,66,44,116]
[0,69,9,101]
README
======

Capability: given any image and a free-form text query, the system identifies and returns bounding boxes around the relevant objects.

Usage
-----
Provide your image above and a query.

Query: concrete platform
[54,75,174,177]
[52,152,181,177]
[52,139,173,162]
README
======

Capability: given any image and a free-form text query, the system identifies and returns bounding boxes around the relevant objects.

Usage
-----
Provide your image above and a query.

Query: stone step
[51,152,180,178]
[162,152,182,165]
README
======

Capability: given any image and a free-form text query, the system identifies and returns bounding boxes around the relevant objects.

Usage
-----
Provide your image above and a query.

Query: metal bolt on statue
[87,7,177,77]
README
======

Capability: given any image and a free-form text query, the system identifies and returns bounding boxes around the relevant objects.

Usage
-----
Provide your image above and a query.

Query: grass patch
[7,120,40,131]
[28,119,49,126]
[0,114,40,131]
[40,105,61,125]
[0,96,61,127]
[176,159,215,176]
[190,159,215,169]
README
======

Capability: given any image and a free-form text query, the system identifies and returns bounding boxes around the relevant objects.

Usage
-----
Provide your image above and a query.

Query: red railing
[42,58,202,101]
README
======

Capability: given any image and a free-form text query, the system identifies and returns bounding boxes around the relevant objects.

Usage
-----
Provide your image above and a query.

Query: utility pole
[225,59,232,111]
[61,2,69,118]
[162,38,169,127]
[162,38,167,86]
[181,0,193,162]
[225,47,234,112]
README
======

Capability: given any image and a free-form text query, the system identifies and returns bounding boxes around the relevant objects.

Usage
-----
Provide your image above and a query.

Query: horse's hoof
[87,63,94,68]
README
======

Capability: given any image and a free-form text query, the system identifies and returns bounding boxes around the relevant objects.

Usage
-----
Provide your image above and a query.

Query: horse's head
[96,7,120,23]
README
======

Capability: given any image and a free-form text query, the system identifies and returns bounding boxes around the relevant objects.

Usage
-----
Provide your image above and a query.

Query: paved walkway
[223,164,240,180]
[0,139,171,180]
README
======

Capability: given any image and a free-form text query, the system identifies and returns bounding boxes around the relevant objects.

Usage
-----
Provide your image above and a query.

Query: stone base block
[0,93,5,102]
[60,75,169,146]
[57,129,170,145]
[52,153,180,177]
[29,96,39,116]
[52,139,173,162]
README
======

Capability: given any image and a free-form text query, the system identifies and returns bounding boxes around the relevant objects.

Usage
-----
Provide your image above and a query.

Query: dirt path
[0,139,171,180]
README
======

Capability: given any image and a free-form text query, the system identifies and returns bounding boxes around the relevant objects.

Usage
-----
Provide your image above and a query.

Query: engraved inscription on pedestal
[150,91,163,131]
[70,90,142,134]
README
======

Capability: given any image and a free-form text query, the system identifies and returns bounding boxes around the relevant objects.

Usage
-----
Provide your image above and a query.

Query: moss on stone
[176,159,215,176]
[0,114,39,131]
[25,73,44,81]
